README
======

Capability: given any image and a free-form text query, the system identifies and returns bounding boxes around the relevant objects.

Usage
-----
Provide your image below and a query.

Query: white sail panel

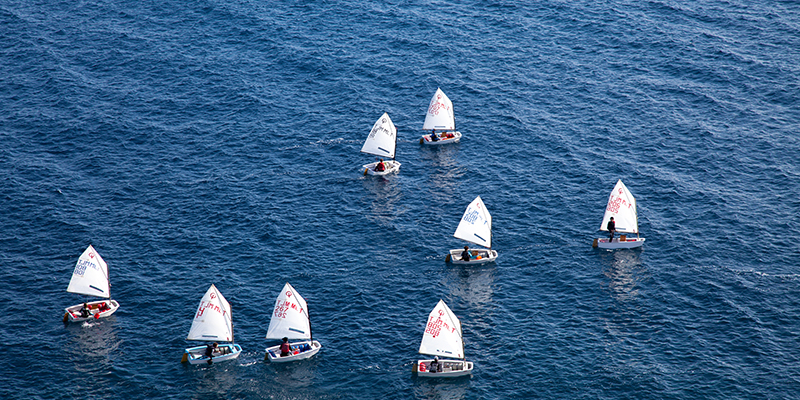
[66,245,110,298]
[266,283,312,340]
[599,179,639,234]
[418,300,464,359]
[360,112,397,158]
[187,284,234,342]
[453,196,492,248]
[422,88,455,131]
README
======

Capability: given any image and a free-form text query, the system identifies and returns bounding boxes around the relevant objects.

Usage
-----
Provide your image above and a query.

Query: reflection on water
[183,361,243,398]
[419,145,465,195]
[66,318,121,370]
[598,249,646,302]
[444,262,496,311]
[412,376,470,400]
[266,357,319,388]
[361,174,404,227]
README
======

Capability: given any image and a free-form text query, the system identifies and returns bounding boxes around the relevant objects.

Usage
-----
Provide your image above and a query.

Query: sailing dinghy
[362,112,401,176]
[413,299,473,377]
[445,196,498,264]
[63,245,120,323]
[593,179,646,249]
[419,88,462,145]
[181,284,242,365]
[264,282,322,363]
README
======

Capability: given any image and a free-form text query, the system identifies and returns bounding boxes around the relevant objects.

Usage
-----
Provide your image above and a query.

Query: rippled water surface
[2,0,799,399]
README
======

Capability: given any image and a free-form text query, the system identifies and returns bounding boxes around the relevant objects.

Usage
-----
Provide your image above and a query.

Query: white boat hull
[595,237,645,249]
[183,343,242,365]
[265,340,322,363]
[414,359,473,378]
[63,299,120,323]
[362,160,401,176]
[420,131,461,146]
[446,249,498,264]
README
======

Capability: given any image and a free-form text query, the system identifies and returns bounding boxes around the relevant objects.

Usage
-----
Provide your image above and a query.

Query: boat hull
[595,237,645,249]
[183,343,242,365]
[63,299,120,323]
[420,131,461,145]
[265,340,322,363]
[363,160,401,176]
[446,249,498,264]
[414,359,473,378]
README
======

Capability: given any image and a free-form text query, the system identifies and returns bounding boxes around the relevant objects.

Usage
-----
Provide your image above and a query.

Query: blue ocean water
[2,0,800,398]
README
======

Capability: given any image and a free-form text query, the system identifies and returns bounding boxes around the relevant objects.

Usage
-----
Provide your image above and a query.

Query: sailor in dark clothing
[205,342,218,363]
[607,217,616,242]
[430,129,439,142]
[430,356,442,373]
[460,246,470,262]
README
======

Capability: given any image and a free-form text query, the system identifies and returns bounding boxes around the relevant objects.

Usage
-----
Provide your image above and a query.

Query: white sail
[66,245,110,298]
[187,284,234,342]
[266,283,312,340]
[418,300,464,359]
[360,112,397,159]
[422,88,455,131]
[453,196,492,248]
[599,179,639,234]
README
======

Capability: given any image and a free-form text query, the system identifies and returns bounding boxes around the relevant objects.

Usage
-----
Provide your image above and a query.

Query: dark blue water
[2,0,799,399]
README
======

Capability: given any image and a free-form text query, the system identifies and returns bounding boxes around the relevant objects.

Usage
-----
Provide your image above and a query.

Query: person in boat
[430,356,442,373]
[205,342,218,361]
[461,246,471,262]
[607,217,616,242]
[430,129,439,142]
[79,303,91,318]
[375,159,386,172]
[280,337,292,357]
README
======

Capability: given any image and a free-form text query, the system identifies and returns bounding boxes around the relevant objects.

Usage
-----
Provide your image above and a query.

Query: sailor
[430,129,439,142]
[205,342,218,363]
[460,246,470,262]
[375,159,386,172]
[280,337,292,357]
[80,303,91,318]
[607,217,616,242]
[430,356,442,373]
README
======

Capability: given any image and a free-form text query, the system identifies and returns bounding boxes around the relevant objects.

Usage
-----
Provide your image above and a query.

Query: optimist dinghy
[264,283,322,363]
[419,88,462,145]
[181,284,242,365]
[413,299,473,378]
[362,112,401,176]
[593,179,646,249]
[445,196,498,264]
[63,245,120,323]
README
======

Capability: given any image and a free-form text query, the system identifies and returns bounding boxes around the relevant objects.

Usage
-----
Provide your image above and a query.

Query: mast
[452,102,456,134]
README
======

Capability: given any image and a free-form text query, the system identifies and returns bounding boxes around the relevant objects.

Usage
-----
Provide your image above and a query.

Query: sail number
[425,316,455,338]
[606,195,629,214]
[462,209,480,224]
[74,259,97,276]
[274,300,303,319]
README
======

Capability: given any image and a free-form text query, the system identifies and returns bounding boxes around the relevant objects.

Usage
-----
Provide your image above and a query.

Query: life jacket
[280,343,291,354]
